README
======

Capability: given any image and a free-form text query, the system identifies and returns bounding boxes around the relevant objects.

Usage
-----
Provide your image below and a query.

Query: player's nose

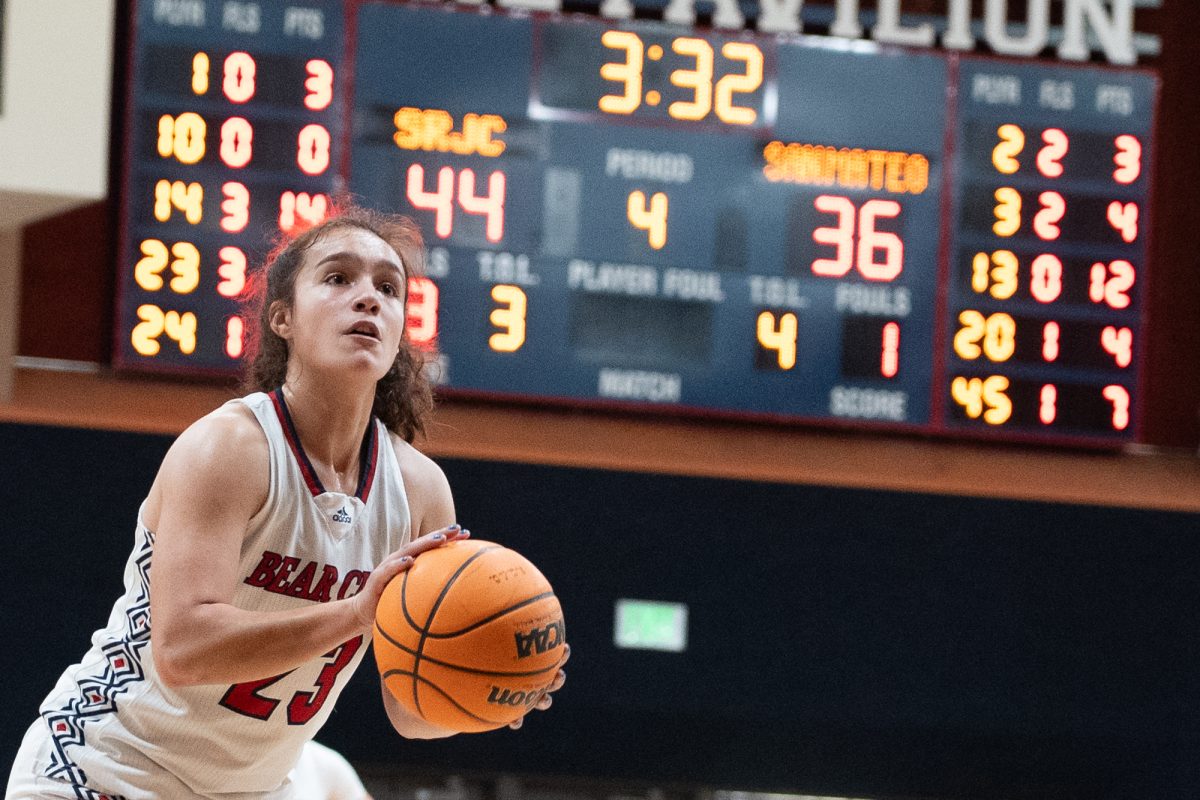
[352,283,381,314]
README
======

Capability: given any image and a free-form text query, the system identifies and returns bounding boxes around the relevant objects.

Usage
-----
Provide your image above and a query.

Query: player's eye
[324,272,347,284]
[379,282,399,296]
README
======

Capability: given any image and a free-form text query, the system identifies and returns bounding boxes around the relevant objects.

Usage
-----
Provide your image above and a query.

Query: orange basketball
[373,539,566,733]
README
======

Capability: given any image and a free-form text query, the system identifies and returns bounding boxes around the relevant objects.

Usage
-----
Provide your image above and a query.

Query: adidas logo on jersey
[332,507,353,524]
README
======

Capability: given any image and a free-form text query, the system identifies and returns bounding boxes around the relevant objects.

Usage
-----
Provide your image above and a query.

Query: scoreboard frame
[112,0,1160,449]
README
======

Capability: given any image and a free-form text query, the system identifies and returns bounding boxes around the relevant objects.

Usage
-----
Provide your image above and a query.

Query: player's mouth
[346,321,381,341]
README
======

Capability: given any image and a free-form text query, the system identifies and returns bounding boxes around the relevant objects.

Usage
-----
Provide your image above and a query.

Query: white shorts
[5,720,113,799]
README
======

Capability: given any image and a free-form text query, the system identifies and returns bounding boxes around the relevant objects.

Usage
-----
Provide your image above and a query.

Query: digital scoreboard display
[115,1,1157,445]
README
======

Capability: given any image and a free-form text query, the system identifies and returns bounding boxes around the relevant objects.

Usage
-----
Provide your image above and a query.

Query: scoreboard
[114,0,1158,445]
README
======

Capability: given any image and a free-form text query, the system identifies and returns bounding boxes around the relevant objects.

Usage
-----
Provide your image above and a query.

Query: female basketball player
[6,206,565,798]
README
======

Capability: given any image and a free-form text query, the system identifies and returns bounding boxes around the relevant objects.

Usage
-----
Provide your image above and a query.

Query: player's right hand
[350,524,470,630]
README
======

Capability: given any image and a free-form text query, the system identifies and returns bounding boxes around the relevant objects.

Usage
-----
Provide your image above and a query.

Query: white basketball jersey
[32,391,411,799]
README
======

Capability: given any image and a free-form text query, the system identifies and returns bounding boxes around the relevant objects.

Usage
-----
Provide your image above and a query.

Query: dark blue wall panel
[1,421,1197,799]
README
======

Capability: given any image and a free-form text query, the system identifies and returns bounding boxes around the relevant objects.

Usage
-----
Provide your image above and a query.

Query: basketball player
[6,206,566,798]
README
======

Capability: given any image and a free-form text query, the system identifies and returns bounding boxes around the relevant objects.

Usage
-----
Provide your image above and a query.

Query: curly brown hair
[241,204,434,442]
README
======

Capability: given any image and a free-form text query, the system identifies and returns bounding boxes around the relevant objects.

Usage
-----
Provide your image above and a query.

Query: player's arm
[149,407,459,687]
[379,437,462,739]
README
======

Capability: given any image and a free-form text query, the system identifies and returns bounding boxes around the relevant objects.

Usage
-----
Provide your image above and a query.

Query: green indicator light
[613,599,688,652]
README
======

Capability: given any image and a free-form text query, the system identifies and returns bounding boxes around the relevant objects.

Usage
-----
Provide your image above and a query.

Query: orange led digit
[627,190,668,250]
[157,112,206,164]
[168,242,201,294]
[954,310,1014,363]
[488,285,527,353]
[992,187,1021,237]
[135,239,169,291]
[192,52,210,95]
[154,180,203,224]
[668,37,714,121]
[756,311,797,370]
[714,42,763,125]
[598,31,643,115]
[951,376,1011,425]
[971,250,1017,299]
[991,124,1024,174]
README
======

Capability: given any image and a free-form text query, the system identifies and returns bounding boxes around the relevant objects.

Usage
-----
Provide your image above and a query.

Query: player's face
[274,227,408,381]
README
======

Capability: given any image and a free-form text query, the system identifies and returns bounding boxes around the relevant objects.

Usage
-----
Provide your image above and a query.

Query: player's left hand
[508,644,569,730]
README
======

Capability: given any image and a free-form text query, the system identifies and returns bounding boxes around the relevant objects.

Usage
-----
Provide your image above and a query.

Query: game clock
[115,0,1157,446]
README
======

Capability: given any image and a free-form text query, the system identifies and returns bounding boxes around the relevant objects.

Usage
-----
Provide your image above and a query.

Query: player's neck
[280,379,375,484]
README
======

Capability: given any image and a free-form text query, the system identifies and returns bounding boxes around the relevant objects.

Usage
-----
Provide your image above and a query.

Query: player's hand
[350,524,470,630]
[508,644,569,730]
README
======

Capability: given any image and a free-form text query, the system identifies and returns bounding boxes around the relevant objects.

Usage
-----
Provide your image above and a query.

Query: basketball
[373,539,567,733]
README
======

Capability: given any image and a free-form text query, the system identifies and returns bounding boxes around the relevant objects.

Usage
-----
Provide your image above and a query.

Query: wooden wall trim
[2,366,1198,513]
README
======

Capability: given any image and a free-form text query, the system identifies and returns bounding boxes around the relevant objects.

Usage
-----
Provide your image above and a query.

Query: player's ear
[269,300,293,340]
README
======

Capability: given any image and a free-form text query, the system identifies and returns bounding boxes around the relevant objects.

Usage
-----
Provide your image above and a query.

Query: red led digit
[881,321,899,378]
[1101,326,1133,368]
[457,169,506,243]
[217,246,247,297]
[1106,201,1138,243]
[1042,321,1060,362]
[1039,384,1057,424]
[1113,135,1142,184]
[1030,254,1063,304]
[1102,385,1131,430]
[226,316,245,359]
[220,117,253,168]
[406,164,455,238]
[221,181,249,232]
[304,59,334,111]
[856,199,903,282]
[297,124,331,176]
[1089,260,1135,309]
[1033,191,1064,241]
[223,52,256,104]
[279,191,329,232]
[812,195,855,277]
[405,277,439,349]
[1036,128,1068,178]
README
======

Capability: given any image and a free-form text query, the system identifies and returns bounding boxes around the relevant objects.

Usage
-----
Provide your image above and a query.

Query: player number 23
[219,636,362,724]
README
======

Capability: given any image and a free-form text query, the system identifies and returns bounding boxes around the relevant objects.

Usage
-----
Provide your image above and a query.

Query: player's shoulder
[386,432,448,494]
[159,399,269,490]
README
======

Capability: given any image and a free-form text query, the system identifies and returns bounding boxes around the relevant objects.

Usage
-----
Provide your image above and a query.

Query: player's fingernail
[433,533,446,541]
[400,556,414,564]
